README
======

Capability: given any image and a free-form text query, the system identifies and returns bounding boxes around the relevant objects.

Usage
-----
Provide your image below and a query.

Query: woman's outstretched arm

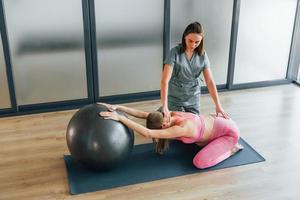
[203,68,229,119]
[99,111,191,139]
[97,102,149,119]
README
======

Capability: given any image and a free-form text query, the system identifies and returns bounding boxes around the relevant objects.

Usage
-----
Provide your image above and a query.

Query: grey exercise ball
[66,104,134,171]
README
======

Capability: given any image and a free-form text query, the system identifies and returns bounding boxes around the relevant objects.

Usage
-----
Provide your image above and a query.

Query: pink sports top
[174,112,205,143]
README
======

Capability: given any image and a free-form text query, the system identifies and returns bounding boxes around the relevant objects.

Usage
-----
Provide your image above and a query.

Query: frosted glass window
[95,0,164,96]
[170,0,234,85]
[4,0,87,105]
[0,34,11,108]
[234,0,297,84]
[297,66,300,83]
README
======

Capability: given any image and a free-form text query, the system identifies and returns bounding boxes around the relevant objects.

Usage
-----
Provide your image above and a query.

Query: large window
[4,0,87,105]
[170,0,234,85]
[234,0,297,84]
[95,0,164,96]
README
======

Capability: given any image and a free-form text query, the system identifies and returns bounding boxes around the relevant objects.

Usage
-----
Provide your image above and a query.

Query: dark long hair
[146,112,169,154]
[181,22,205,56]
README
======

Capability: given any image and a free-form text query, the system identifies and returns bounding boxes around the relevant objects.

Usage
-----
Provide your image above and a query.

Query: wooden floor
[0,84,300,200]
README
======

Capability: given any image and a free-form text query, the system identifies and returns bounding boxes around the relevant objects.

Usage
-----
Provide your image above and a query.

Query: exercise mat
[64,138,265,195]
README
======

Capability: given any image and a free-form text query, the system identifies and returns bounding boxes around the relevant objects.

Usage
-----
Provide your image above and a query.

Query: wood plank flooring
[0,84,299,200]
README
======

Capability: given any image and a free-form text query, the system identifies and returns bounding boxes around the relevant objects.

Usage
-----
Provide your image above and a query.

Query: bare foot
[230,143,244,156]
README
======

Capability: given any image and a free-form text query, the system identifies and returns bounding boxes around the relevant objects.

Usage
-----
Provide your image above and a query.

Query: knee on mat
[192,153,213,169]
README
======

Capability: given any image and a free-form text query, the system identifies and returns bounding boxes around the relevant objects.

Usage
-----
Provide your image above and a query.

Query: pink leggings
[193,117,240,169]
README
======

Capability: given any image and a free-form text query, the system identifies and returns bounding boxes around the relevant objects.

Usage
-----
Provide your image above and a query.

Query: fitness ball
[66,103,134,171]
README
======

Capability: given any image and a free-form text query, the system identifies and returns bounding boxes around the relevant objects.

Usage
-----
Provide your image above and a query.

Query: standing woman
[161,22,228,119]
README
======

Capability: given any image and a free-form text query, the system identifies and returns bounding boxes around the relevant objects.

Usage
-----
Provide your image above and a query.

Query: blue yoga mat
[64,138,265,195]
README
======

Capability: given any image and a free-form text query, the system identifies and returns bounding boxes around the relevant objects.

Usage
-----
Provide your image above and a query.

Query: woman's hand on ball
[100,111,120,121]
[97,102,117,111]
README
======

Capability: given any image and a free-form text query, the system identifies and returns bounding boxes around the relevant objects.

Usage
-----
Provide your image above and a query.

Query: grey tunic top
[164,44,210,109]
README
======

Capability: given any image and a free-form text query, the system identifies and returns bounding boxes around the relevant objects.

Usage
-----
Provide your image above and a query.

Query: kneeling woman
[99,103,243,169]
